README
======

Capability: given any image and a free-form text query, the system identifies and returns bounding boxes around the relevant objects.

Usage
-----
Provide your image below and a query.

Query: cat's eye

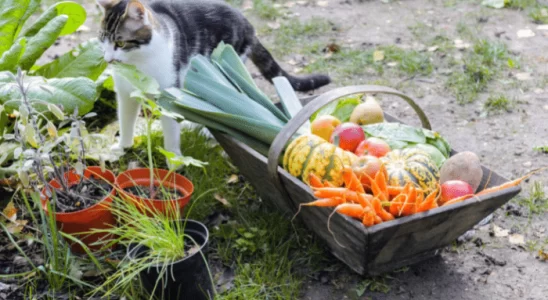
[114,41,126,48]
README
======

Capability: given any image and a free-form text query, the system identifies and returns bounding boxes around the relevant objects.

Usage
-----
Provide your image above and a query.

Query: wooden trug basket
[211,85,521,276]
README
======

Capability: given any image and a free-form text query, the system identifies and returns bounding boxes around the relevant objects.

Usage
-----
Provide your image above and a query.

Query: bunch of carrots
[295,165,542,228]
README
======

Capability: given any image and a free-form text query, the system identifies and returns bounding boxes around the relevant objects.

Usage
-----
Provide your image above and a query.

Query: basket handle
[267,85,432,202]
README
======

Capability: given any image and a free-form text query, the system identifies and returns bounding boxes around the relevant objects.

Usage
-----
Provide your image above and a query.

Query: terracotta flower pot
[115,168,194,218]
[40,166,117,254]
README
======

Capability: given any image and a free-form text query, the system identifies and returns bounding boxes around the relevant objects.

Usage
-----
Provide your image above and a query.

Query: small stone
[517,29,536,38]
[522,161,532,167]
[493,225,509,237]
[543,105,548,111]
[509,234,525,245]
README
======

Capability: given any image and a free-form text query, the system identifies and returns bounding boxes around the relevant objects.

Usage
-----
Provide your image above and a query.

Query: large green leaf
[0,38,26,72]
[362,122,426,144]
[310,93,362,122]
[0,71,97,115]
[19,15,68,70]
[0,0,40,56]
[23,1,87,38]
[35,39,107,80]
[110,62,160,96]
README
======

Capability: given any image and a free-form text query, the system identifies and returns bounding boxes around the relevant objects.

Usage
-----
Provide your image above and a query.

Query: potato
[440,151,483,192]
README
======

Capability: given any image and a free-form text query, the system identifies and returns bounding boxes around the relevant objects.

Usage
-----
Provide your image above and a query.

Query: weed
[267,17,334,56]
[252,0,283,20]
[506,0,548,24]
[484,95,516,113]
[304,45,432,84]
[533,145,548,153]
[529,5,548,23]
[446,39,514,104]
[355,276,392,297]
[518,181,548,215]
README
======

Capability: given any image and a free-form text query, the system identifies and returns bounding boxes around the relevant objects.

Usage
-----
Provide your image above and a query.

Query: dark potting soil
[123,185,184,200]
[54,176,112,213]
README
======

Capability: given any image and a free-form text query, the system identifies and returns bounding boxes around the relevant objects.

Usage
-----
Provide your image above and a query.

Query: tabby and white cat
[96,0,330,156]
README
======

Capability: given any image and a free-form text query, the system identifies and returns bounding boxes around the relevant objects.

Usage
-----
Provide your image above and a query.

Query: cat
[96,0,330,157]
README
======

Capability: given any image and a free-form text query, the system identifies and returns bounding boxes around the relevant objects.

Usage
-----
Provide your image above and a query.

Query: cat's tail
[250,38,330,92]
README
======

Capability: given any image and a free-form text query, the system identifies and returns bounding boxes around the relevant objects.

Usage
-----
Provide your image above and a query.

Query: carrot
[401,184,417,216]
[372,197,395,221]
[292,197,345,222]
[376,166,388,200]
[475,167,546,196]
[313,188,360,204]
[362,208,376,227]
[308,173,325,188]
[364,172,389,202]
[343,167,365,194]
[356,192,374,208]
[389,194,406,217]
[323,180,336,188]
[417,185,440,212]
[387,185,424,196]
[334,203,366,219]
[442,194,475,207]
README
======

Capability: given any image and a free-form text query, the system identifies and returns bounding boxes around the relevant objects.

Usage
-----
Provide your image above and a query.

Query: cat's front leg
[111,77,141,153]
[161,115,182,168]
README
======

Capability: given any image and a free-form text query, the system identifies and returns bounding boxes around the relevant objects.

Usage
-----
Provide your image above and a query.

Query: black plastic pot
[127,219,214,300]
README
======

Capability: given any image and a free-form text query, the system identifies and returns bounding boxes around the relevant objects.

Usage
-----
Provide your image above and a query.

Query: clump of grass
[252,0,283,20]
[304,45,433,84]
[446,39,515,104]
[354,276,392,297]
[505,0,548,24]
[268,17,334,56]
[484,94,516,113]
[533,145,548,153]
[519,181,548,215]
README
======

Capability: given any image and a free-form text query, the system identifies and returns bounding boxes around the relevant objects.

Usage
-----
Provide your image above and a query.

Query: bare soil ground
[43,0,548,299]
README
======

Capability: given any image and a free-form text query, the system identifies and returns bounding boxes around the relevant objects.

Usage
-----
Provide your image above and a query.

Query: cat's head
[96,0,156,63]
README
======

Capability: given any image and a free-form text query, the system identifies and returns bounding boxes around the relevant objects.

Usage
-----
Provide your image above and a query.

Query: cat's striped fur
[97,0,330,158]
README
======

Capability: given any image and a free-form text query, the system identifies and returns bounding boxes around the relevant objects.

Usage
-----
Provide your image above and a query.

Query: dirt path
[47,1,548,299]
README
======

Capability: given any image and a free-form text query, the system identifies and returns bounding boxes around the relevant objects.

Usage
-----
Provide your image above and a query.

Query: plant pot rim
[126,219,209,267]
[115,168,194,203]
[41,166,116,216]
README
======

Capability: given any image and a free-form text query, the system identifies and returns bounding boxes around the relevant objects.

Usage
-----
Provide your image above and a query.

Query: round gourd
[283,134,358,186]
[380,148,440,193]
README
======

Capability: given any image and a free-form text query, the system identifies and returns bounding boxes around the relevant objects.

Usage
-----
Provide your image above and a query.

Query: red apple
[355,137,391,157]
[440,180,474,205]
[351,155,383,188]
[311,115,341,141]
[329,122,366,152]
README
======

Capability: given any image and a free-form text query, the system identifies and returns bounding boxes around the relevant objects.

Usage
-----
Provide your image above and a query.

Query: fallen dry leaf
[387,62,398,67]
[7,220,28,234]
[515,72,532,81]
[517,29,535,38]
[508,234,525,245]
[215,194,232,207]
[267,22,280,30]
[325,43,341,53]
[373,50,385,62]
[537,25,548,30]
[538,249,548,261]
[2,201,17,222]
[428,46,439,52]
[317,0,328,7]
[227,174,239,184]
[493,225,509,237]
[454,39,471,49]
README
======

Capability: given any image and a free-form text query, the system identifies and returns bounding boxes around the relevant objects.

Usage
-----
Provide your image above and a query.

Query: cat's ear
[126,0,147,21]
[96,0,121,10]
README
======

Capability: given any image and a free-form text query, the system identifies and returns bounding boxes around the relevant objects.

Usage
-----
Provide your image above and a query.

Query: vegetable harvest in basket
[157,42,541,229]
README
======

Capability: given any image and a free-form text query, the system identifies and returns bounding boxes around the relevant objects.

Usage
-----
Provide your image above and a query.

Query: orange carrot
[308,173,325,188]
[389,194,406,217]
[334,203,366,219]
[323,180,336,188]
[401,184,417,216]
[313,188,360,204]
[441,194,475,207]
[417,186,439,212]
[292,197,345,222]
[475,168,545,196]
[372,197,395,221]
[343,167,365,194]
[356,192,374,208]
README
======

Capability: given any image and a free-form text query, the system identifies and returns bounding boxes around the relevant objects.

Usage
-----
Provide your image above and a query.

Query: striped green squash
[381,148,440,193]
[283,135,358,187]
